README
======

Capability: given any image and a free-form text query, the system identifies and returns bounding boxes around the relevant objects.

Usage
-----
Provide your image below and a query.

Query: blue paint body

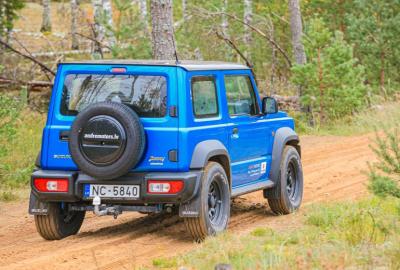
[41,63,295,191]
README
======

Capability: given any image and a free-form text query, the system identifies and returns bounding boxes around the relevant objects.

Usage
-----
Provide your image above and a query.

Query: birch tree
[138,0,148,29]
[288,0,306,66]
[221,0,229,38]
[40,0,51,32]
[71,0,79,50]
[150,0,177,60]
[182,0,187,22]
[92,0,115,55]
[243,0,252,58]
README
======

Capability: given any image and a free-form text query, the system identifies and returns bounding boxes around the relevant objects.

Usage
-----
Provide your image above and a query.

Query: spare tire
[69,102,145,180]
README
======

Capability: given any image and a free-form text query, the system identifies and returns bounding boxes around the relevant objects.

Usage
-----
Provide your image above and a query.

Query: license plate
[83,184,140,199]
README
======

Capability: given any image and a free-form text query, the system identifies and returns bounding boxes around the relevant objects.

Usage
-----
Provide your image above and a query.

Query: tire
[69,102,145,180]
[266,145,303,214]
[34,203,85,240]
[184,162,231,242]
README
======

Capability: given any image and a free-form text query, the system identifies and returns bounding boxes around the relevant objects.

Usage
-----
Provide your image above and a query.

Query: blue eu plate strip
[83,184,90,197]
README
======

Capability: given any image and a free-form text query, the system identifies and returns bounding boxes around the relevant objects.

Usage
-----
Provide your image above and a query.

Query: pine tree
[292,18,367,124]
[0,0,24,39]
[347,0,400,97]
[150,0,176,60]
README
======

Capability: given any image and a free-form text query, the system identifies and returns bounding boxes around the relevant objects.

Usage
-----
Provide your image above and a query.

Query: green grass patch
[0,107,45,201]
[152,197,400,270]
[295,102,400,136]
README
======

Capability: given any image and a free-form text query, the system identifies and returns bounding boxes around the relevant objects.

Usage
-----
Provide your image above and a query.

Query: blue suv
[30,60,303,241]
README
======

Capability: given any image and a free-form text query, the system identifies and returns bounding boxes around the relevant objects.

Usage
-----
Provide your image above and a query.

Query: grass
[295,102,400,136]
[0,109,45,201]
[150,197,400,270]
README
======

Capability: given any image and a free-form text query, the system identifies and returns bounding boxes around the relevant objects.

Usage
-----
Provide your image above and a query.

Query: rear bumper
[31,169,202,204]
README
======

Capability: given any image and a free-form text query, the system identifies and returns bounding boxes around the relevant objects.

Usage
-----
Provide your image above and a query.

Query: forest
[0,1,399,269]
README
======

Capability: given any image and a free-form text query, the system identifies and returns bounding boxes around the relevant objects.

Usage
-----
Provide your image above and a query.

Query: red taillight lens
[110,67,127,73]
[147,180,184,194]
[34,178,69,192]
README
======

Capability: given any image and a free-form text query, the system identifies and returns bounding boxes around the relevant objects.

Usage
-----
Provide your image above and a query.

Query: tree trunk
[243,0,252,59]
[221,0,229,38]
[138,0,149,30]
[288,0,306,66]
[40,0,52,33]
[150,0,177,60]
[71,0,79,50]
[317,48,325,124]
[102,0,116,47]
[92,0,104,55]
[182,0,187,22]
[380,50,386,98]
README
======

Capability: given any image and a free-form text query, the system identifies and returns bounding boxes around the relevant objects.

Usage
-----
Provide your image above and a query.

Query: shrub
[368,126,400,198]
[0,94,22,158]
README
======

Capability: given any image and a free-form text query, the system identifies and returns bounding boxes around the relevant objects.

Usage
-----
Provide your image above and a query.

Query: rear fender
[180,140,230,218]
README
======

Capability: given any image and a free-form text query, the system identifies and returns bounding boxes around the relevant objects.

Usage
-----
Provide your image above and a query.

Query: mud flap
[179,192,202,217]
[28,192,49,215]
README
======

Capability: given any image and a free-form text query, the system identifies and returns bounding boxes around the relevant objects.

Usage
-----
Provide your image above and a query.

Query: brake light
[111,67,127,73]
[34,178,69,192]
[147,180,184,194]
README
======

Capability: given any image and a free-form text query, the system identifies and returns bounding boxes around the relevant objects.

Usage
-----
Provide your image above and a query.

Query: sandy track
[0,134,376,269]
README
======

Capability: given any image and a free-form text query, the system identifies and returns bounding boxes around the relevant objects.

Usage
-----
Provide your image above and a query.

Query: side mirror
[262,97,278,114]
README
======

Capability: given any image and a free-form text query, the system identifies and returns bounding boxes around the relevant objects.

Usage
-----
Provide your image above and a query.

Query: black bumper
[31,170,202,204]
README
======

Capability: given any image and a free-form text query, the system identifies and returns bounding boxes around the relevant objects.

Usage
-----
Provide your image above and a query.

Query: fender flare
[181,140,231,218]
[269,127,300,185]
[190,140,230,170]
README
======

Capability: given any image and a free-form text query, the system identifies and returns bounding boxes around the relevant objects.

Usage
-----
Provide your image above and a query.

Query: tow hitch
[92,196,122,219]
[71,196,164,219]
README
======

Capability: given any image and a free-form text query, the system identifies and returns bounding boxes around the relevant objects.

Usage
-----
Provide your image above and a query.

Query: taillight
[147,180,184,194]
[110,67,127,73]
[34,178,69,192]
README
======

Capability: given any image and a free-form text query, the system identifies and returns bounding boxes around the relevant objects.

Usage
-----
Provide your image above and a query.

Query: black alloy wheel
[265,145,303,215]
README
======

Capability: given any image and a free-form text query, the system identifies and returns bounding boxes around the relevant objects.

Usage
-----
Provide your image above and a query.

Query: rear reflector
[147,180,184,194]
[34,178,69,192]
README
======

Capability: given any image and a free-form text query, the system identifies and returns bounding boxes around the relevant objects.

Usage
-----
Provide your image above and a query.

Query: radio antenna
[172,27,180,64]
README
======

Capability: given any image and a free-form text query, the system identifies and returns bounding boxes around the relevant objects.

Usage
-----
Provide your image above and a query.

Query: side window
[191,76,219,118]
[224,75,259,116]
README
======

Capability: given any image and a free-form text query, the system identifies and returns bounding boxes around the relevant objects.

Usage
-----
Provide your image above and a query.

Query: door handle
[231,128,239,139]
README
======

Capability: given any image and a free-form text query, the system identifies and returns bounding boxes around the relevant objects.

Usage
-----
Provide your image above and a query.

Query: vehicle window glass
[191,76,219,118]
[61,74,167,118]
[224,75,258,116]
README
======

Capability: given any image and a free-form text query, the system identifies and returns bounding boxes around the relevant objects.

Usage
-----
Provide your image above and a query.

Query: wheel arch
[270,127,301,185]
[190,140,231,188]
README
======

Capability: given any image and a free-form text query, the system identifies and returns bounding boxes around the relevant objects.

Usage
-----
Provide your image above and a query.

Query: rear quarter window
[61,74,167,118]
[191,76,219,118]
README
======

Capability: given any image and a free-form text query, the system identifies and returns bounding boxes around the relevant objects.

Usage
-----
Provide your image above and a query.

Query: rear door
[224,73,272,187]
[41,64,179,172]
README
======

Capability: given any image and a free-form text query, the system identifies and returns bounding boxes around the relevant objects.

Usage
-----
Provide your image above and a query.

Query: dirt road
[0,134,375,270]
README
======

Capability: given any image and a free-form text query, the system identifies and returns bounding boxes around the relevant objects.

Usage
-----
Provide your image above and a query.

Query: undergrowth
[0,93,45,201]
[295,102,400,136]
[150,197,400,270]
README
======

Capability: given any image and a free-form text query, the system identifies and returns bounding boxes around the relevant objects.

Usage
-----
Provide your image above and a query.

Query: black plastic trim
[31,170,202,204]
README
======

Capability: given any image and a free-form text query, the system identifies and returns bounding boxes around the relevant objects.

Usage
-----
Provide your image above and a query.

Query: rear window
[61,74,167,117]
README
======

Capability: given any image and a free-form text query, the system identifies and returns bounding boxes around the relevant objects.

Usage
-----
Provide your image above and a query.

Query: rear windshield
[61,74,167,117]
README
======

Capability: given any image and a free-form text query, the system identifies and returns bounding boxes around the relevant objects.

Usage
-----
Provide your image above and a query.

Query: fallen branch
[0,38,56,76]
[0,77,53,90]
